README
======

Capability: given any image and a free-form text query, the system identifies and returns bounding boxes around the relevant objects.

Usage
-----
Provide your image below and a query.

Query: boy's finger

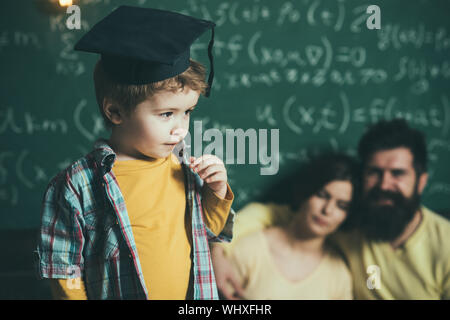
[189,154,209,167]
[204,171,226,184]
[197,164,224,180]
[190,154,221,168]
[195,159,224,173]
[192,157,223,172]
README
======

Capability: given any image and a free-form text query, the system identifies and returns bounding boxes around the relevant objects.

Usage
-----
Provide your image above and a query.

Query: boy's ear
[103,98,124,125]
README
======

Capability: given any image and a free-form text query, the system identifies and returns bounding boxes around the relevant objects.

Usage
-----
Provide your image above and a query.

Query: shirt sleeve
[201,183,234,236]
[220,202,278,255]
[34,172,86,279]
[49,278,88,300]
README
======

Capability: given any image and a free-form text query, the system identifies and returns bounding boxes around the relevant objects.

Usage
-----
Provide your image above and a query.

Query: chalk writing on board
[377,23,450,52]
[394,57,450,82]
[256,104,278,126]
[192,34,243,65]
[73,99,106,142]
[247,33,333,70]
[56,32,85,76]
[0,107,68,135]
[0,185,18,206]
[427,183,450,196]
[0,148,84,206]
[0,31,42,52]
[183,0,349,30]
[281,93,449,135]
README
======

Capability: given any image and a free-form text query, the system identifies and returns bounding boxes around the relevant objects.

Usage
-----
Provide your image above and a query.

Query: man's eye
[160,112,173,118]
[392,170,406,177]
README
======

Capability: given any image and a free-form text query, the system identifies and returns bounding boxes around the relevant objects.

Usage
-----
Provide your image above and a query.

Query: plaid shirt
[34,139,235,300]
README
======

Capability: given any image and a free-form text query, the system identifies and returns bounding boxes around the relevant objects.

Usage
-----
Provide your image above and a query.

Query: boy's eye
[185,109,194,115]
[160,112,173,118]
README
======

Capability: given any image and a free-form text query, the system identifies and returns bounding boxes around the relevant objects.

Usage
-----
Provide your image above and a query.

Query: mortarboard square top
[74,6,216,96]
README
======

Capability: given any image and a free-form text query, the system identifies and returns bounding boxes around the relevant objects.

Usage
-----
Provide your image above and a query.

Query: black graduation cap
[74,6,216,96]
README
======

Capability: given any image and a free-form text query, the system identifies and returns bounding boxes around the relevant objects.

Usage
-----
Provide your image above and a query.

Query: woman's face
[297,180,353,237]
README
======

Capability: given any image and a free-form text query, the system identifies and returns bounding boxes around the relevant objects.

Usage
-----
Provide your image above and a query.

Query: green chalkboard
[1,0,450,229]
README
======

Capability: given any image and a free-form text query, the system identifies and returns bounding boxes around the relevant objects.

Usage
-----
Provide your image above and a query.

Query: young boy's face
[114,88,199,160]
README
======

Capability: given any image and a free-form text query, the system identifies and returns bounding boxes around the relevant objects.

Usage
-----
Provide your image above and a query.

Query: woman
[213,153,357,300]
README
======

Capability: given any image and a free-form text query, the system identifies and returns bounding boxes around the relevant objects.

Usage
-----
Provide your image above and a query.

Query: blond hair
[93,59,208,128]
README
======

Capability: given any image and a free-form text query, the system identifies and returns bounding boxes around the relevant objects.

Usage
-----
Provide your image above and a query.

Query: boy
[34,6,235,300]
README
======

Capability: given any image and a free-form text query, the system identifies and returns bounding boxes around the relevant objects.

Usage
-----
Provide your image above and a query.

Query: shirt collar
[92,138,116,174]
[91,138,188,174]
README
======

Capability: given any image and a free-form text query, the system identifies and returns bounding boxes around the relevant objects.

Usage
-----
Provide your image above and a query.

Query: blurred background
[1,0,449,299]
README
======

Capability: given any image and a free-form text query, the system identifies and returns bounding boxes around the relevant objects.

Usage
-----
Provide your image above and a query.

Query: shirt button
[128,254,132,258]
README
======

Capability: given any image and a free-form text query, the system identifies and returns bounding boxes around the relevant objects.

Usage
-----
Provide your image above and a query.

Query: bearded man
[332,119,450,299]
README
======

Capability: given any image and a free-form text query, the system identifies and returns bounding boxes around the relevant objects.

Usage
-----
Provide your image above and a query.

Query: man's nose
[379,171,394,190]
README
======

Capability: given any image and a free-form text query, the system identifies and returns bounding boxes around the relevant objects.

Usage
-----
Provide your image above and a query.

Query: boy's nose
[171,127,188,139]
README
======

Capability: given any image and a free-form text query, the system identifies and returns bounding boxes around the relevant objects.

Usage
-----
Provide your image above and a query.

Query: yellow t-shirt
[330,206,450,300]
[51,153,233,300]
[228,229,353,300]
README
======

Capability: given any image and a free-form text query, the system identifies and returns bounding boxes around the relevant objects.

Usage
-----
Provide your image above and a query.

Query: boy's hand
[189,155,228,199]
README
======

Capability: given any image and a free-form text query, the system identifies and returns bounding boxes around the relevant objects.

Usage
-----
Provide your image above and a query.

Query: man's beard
[357,186,421,242]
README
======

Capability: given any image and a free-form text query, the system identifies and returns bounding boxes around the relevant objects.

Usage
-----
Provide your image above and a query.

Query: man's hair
[357,119,428,175]
[93,59,208,129]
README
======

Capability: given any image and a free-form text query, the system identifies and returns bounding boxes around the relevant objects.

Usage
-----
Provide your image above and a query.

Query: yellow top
[49,276,87,300]
[220,202,450,299]
[50,153,233,300]
[330,206,450,300]
[229,229,353,299]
